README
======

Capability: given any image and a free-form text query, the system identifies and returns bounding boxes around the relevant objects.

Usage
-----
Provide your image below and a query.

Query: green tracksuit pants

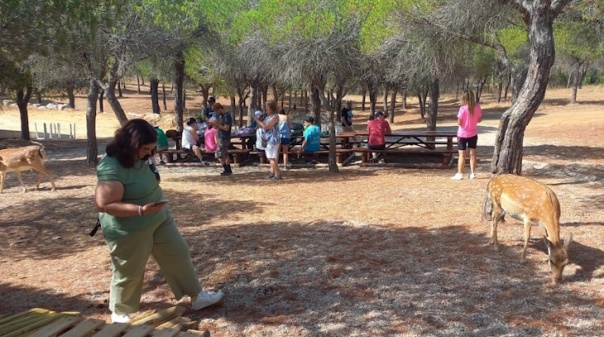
[104,219,202,314]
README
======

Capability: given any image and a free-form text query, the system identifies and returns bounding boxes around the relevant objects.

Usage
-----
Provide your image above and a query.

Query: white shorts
[265,143,280,159]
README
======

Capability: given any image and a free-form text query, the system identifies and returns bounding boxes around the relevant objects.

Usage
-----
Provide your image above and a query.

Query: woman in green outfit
[95,119,223,323]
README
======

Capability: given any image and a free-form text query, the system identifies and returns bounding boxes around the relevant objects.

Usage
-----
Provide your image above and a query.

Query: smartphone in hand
[154,200,169,206]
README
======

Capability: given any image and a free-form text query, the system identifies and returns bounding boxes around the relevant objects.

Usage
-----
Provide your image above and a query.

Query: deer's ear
[544,236,553,252]
[563,232,573,248]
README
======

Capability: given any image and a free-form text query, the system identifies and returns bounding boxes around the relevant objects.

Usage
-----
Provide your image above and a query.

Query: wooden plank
[1,314,58,337]
[121,325,156,337]
[59,319,106,337]
[90,323,130,337]
[150,328,182,337]
[175,331,209,337]
[130,306,185,327]
[28,316,82,337]
[184,330,210,337]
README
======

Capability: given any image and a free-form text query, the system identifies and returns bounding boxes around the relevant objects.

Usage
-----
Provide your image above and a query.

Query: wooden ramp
[0,307,210,337]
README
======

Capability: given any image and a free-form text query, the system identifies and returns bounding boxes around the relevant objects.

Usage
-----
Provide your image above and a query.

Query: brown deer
[0,142,57,193]
[484,174,572,284]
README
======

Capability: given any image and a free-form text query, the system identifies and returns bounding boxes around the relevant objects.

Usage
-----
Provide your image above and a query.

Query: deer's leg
[490,206,503,251]
[14,171,26,193]
[520,218,532,263]
[33,165,56,191]
[0,172,5,193]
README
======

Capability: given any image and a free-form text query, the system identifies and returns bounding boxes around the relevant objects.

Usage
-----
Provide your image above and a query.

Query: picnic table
[162,130,254,165]
[351,130,458,166]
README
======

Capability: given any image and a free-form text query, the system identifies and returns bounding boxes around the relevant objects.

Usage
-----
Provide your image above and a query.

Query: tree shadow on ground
[523,144,604,162]
[0,283,103,315]
[0,191,265,261]
[162,168,379,186]
[2,182,603,335]
[565,240,604,282]
[169,221,604,336]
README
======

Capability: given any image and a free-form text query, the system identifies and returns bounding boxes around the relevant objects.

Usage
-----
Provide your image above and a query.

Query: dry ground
[0,85,603,337]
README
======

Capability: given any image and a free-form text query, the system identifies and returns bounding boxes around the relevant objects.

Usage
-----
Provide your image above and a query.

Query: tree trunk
[382,86,388,113]
[199,85,210,110]
[261,85,268,108]
[229,96,239,127]
[310,84,322,128]
[476,77,487,103]
[491,3,562,175]
[271,84,278,103]
[426,76,439,131]
[162,82,167,111]
[361,86,367,111]
[86,80,100,165]
[117,80,123,98]
[402,90,407,109]
[137,75,141,94]
[150,77,160,114]
[104,78,128,126]
[248,78,259,126]
[99,90,104,113]
[367,85,378,116]
[173,51,185,132]
[66,85,76,109]
[304,90,308,113]
[570,60,583,103]
[418,86,429,119]
[389,90,397,123]
[503,73,511,101]
[497,74,504,103]
[16,87,32,140]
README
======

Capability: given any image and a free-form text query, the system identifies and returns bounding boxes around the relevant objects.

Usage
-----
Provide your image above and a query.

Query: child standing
[452,90,482,180]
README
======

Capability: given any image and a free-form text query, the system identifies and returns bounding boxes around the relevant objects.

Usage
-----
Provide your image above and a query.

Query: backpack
[291,123,303,137]
[236,127,254,136]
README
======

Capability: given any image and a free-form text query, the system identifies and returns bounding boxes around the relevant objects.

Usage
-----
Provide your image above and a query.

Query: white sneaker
[111,312,131,323]
[191,290,224,310]
[469,173,476,179]
[451,173,464,180]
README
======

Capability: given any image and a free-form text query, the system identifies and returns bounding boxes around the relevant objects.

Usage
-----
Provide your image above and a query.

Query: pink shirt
[204,127,217,152]
[367,119,391,146]
[457,103,482,138]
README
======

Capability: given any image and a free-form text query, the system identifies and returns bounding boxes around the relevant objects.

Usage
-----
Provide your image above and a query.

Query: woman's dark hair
[106,119,157,168]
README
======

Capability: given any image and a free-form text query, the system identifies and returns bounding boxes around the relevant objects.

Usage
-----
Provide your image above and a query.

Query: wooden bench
[164,149,250,166]
[250,149,352,164]
[352,147,457,166]
[163,149,188,163]
[202,149,250,166]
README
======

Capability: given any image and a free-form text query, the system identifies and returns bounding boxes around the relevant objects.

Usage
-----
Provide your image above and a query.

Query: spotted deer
[484,174,572,284]
[0,142,56,193]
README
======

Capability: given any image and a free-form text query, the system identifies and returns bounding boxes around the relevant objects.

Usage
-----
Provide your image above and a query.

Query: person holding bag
[254,100,282,180]
[95,119,224,323]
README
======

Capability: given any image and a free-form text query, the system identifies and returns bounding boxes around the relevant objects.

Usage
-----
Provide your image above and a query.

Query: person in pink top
[367,111,392,161]
[204,119,218,152]
[452,90,482,180]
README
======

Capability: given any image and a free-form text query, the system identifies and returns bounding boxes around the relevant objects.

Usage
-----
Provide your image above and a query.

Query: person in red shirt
[367,111,392,161]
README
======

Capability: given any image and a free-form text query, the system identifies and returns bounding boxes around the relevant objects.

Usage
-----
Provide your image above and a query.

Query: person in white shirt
[181,118,204,163]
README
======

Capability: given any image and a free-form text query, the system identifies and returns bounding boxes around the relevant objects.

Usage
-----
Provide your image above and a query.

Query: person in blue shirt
[203,97,217,120]
[298,116,321,154]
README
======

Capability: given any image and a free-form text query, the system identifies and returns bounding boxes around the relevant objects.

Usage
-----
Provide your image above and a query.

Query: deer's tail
[30,141,46,159]
[482,180,493,223]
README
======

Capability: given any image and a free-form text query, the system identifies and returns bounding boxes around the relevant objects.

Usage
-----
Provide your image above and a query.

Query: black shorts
[368,144,385,150]
[458,135,478,150]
